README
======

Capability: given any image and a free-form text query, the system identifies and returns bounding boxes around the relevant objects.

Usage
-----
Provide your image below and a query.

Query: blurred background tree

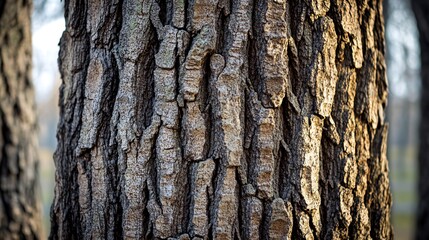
[0,0,43,239]
[411,0,429,239]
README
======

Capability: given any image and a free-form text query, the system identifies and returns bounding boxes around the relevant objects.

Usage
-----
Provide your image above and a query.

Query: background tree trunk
[0,0,42,239]
[412,0,429,239]
[51,0,392,239]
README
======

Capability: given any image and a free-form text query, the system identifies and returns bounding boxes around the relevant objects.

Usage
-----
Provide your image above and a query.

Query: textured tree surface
[0,0,42,239]
[51,0,392,239]
[413,0,429,239]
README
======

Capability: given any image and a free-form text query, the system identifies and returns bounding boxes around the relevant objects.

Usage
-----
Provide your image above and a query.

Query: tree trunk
[0,0,42,239]
[412,0,429,239]
[51,0,392,239]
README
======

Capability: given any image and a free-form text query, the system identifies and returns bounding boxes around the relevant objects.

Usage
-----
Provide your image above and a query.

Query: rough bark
[412,0,429,239]
[0,0,43,239]
[51,0,392,239]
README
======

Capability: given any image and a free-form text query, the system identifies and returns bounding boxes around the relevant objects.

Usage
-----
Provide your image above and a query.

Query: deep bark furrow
[51,0,91,238]
[52,0,392,239]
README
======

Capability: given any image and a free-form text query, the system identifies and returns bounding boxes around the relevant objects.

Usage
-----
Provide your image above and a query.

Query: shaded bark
[0,0,42,239]
[51,0,392,239]
[412,0,429,239]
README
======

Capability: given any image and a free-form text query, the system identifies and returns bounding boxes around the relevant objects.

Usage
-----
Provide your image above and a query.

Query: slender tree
[0,0,42,239]
[51,0,392,239]
[412,0,429,239]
